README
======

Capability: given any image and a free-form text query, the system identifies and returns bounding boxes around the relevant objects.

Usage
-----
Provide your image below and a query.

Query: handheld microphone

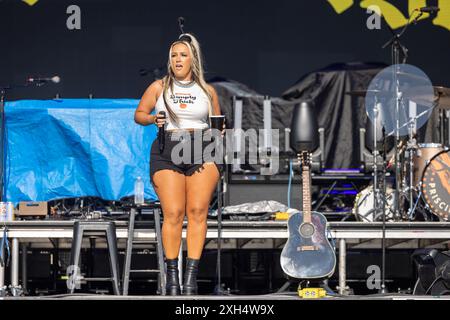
[419,6,440,13]
[27,76,61,85]
[158,111,166,153]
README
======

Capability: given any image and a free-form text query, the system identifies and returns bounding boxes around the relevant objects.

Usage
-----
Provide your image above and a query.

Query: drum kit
[350,81,450,223]
[350,11,448,296]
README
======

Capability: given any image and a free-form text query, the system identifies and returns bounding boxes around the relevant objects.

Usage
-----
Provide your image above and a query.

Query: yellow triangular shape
[22,0,39,6]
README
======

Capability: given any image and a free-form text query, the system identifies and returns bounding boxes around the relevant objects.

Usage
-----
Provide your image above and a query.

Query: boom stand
[381,8,425,220]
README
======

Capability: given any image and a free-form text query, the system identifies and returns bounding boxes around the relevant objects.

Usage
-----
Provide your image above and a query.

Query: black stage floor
[1,293,449,300]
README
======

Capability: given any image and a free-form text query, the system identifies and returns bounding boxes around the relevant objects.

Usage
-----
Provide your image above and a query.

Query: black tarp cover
[282,62,387,169]
[210,62,443,170]
[210,77,296,172]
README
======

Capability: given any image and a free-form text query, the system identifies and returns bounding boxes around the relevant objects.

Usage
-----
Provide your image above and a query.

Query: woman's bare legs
[152,169,186,259]
[185,163,219,259]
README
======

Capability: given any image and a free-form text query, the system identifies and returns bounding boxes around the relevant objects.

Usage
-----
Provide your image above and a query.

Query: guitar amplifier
[17,201,48,217]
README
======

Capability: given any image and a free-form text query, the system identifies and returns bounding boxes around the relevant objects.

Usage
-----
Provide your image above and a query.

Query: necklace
[173,78,195,88]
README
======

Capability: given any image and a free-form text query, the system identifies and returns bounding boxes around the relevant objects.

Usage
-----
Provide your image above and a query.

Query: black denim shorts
[150,130,223,183]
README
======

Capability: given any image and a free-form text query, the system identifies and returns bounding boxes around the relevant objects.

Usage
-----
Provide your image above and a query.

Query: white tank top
[154,80,211,130]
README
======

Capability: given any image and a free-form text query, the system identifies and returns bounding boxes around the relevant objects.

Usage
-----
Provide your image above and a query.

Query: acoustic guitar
[280,151,336,279]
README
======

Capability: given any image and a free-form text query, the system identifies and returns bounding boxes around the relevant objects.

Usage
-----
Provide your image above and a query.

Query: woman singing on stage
[134,33,222,295]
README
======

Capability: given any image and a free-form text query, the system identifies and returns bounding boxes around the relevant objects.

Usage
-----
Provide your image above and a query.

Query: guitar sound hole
[299,223,315,238]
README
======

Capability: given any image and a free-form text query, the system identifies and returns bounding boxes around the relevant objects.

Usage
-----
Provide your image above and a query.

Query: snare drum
[421,149,450,221]
[413,143,444,186]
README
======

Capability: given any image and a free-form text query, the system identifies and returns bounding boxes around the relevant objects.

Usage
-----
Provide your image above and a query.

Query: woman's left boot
[183,258,200,295]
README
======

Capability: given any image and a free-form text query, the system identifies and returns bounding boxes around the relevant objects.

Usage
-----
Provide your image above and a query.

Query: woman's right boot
[165,258,181,295]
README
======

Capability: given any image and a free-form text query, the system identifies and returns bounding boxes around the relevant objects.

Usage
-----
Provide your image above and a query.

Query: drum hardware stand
[446,110,450,146]
[396,108,431,220]
[438,109,444,145]
[406,115,418,220]
[9,285,23,297]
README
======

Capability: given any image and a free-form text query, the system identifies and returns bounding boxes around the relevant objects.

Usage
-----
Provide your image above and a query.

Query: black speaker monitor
[290,101,319,152]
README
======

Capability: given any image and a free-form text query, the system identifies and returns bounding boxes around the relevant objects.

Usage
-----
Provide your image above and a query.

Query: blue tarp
[4,99,158,203]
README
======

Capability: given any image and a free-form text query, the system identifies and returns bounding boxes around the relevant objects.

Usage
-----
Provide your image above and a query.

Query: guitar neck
[302,158,312,224]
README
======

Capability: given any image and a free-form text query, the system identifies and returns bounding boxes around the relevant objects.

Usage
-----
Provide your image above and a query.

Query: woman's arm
[207,84,221,116]
[134,80,163,126]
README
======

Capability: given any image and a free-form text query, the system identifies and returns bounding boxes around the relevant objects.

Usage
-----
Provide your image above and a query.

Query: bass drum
[353,186,396,222]
[421,149,450,221]
[413,143,444,186]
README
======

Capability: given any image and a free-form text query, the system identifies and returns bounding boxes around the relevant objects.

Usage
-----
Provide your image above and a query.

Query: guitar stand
[276,278,336,297]
[313,181,338,212]
[298,279,335,294]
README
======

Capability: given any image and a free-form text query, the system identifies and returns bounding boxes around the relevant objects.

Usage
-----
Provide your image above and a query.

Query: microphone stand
[213,128,227,295]
[381,9,426,221]
[382,26,406,222]
[214,168,225,295]
[371,95,387,293]
[0,86,8,202]
[375,9,423,294]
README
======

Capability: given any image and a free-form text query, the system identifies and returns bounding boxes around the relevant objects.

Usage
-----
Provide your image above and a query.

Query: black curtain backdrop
[283,62,387,169]
[211,63,390,170]
[1,0,449,100]
[282,62,442,169]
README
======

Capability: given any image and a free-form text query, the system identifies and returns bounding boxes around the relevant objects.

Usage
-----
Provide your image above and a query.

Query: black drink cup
[210,115,225,130]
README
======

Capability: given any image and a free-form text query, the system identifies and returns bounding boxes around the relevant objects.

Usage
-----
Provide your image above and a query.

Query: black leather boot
[165,258,181,296]
[183,258,200,295]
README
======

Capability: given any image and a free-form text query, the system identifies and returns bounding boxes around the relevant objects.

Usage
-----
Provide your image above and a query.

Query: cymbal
[346,89,389,97]
[395,71,430,83]
[347,85,450,109]
[346,87,435,106]
[402,86,438,106]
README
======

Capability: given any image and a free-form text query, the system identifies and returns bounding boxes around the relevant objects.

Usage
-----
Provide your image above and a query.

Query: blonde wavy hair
[162,33,213,124]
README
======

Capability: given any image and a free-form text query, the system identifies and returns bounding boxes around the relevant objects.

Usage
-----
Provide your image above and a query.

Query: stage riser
[12,249,418,295]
